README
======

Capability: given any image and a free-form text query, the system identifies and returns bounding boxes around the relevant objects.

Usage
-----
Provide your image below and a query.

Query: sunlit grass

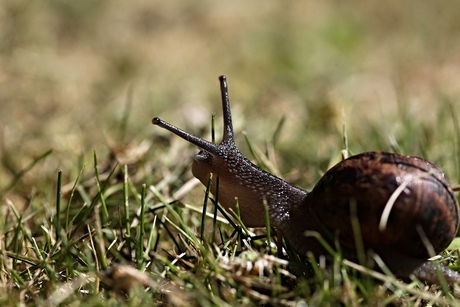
[1,114,460,305]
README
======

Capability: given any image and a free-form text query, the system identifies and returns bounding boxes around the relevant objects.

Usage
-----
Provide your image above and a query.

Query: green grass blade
[1,149,52,195]
[55,170,62,242]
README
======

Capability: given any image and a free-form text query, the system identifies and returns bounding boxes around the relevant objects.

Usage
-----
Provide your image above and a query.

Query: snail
[152,75,460,284]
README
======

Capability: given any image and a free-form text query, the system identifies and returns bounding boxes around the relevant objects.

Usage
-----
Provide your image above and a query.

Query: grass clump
[1,119,460,306]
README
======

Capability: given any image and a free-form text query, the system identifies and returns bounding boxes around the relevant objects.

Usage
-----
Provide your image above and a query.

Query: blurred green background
[2,0,460,198]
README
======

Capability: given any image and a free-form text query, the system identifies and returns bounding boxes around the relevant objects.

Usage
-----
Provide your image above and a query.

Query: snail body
[153,76,460,284]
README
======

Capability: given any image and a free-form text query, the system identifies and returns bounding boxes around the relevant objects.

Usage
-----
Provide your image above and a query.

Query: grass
[1,113,460,306]
[2,0,460,306]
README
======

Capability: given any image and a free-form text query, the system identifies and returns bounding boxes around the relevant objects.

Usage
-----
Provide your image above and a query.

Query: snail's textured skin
[191,143,307,228]
[153,76,460,284]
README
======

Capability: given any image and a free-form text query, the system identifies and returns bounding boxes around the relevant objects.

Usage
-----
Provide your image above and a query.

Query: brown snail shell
[308,152,458,259]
